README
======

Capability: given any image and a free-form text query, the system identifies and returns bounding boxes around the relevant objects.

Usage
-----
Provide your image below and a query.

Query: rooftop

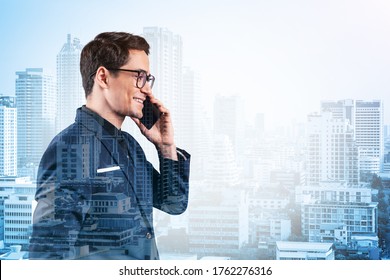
[276,241,333,252]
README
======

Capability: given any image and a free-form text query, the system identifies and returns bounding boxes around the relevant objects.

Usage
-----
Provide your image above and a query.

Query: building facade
[0,96,17,176]
[188,190,248,259]
[354,100,384,173]
[56,34,84,133]
[16,68,55,177]
[321,99,384,174]
[276,241,334,260]
[307,111,359,185]
[297,182,377,245]
[0,177,36,250]
[142,27,182,127]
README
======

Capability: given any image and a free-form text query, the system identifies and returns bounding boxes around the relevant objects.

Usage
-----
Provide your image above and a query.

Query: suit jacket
[29,106,190,260]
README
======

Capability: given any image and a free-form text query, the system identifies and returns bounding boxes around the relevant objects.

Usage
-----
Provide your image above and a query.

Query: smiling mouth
[133,97,144,104]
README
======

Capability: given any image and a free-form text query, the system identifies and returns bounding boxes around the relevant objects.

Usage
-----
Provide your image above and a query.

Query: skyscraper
[179,67,202,148]
[321,99,384,174]
[179,67,206,179]
[16,68,55,177]
[142,27,183,125]
[307,111,359,185]
[354,100,384,174]
[0,96,17,176]
[56,34,84,133]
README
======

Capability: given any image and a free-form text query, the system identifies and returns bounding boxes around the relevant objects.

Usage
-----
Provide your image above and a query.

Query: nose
[140,82,152,96]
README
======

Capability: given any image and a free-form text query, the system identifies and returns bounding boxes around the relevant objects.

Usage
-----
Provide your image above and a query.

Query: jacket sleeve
[152,148,191,215]
[29,141,91,260]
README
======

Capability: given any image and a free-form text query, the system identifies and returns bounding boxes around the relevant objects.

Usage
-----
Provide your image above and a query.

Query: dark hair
[80,32,150,97]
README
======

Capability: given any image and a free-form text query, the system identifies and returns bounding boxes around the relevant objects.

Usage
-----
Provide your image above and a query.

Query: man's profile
[29,32,190,260]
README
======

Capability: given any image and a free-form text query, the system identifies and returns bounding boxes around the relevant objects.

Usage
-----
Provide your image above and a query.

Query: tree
[371,174,383,189]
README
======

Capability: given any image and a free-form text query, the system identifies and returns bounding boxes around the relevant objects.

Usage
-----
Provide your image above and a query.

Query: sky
[1,0,390,129]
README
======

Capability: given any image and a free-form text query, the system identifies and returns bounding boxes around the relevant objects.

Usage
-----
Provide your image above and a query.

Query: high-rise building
[179,67,202,147]
[321,99,384,174]
[307,111,359,185]
[56,34,84,133]
[0,96,17,176]
[179,67,206,179]
[16,68,55,177]
[142,27,183,125]
[321,99,355,124]
[355,100,384,173]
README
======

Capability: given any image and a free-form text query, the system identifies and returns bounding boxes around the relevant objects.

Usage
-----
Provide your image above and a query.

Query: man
[29,32,190,260]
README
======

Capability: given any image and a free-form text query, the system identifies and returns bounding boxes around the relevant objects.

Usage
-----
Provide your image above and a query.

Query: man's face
[104,49,152,120]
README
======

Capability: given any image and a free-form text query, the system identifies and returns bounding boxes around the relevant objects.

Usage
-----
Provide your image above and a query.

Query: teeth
[134,98,143,104]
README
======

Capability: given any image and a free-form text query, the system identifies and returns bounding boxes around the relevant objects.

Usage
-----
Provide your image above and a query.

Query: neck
[85,99,124,130]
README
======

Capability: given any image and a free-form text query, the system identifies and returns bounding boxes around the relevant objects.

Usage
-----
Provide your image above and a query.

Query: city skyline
[1,0,390,260]
[1,0,390,128]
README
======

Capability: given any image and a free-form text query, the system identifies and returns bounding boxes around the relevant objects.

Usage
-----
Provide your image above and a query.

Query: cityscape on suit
[1,26,390,260]
[29,106,189,259]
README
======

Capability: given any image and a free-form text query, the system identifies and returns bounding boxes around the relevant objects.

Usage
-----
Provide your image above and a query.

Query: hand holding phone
[135,97,177,159]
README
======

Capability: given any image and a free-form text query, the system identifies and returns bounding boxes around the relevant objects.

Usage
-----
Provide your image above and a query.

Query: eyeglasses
[107,68,155,89]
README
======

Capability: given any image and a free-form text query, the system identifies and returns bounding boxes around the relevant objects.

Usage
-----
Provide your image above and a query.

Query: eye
[138,71,147,78]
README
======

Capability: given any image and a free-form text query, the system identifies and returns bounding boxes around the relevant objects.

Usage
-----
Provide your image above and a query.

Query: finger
[148,96,160,105]
[149,97,167,111]
[131,117,141,126]
[148,97,171,116]
[131,117,148,133]
[155,104,169,115]
[159,109,170,118]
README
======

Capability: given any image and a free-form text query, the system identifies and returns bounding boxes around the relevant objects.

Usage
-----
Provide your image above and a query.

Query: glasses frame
[107,68,155,89]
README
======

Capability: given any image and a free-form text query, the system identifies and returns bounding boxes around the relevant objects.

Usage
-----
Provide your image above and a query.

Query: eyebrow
[135,68,149,74]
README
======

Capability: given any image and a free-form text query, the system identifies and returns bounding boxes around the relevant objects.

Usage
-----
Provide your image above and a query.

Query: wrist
[157,144,178,160]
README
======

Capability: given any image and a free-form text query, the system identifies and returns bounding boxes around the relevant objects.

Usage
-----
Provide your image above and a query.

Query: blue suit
[29,106,190,259]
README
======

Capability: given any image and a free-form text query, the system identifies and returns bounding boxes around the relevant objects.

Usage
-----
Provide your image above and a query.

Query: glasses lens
[137,72,147,88]
[148,76,155,89]
[137,72,155,89]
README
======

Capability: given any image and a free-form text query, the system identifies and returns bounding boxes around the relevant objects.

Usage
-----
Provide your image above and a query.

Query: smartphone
[140,97,160,130]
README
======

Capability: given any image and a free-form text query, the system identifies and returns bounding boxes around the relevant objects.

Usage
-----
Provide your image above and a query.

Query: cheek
[114,87,131,104]
[107,91,126,109]
[108,84,135,107]
[123,92,133,105]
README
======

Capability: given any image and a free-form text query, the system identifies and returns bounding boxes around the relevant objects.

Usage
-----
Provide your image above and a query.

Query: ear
[95,66,110,89]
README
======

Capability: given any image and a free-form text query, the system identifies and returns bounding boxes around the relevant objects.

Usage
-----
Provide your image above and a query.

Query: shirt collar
[79,105,123,138]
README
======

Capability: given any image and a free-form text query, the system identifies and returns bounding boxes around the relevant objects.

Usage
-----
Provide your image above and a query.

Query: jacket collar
[76,106,123,139]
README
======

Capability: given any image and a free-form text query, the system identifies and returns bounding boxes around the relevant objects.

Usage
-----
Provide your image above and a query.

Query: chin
[125,108,142,119]
[129,111,143,119]
[135,110,143,119]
